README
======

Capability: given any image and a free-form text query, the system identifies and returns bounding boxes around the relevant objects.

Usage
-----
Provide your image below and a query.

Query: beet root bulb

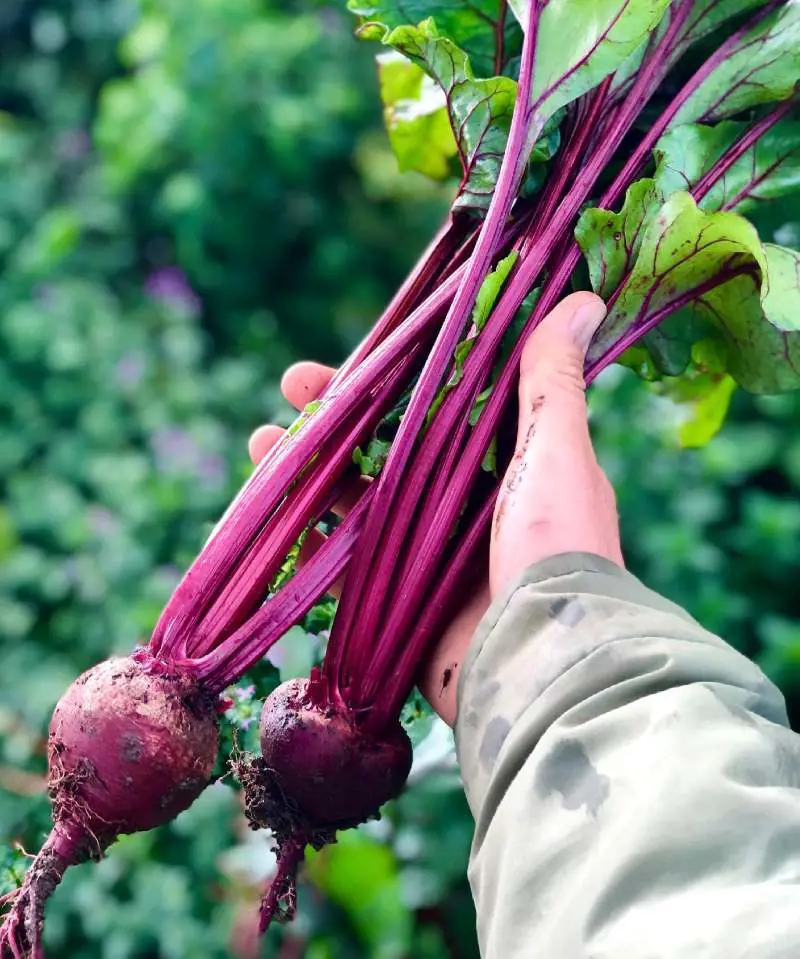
[0,657,219,958]
[238,674,412,930]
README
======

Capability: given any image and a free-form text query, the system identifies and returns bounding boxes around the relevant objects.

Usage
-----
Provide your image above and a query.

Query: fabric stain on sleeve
[535,738,609,817]
[549,596,586,628]
[479,716,511,770]
[471,677,501,712]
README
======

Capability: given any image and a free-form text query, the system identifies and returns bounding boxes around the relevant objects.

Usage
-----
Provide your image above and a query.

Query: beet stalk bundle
[3,0,800,953]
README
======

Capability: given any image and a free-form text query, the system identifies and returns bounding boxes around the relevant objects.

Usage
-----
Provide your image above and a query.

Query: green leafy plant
[191,0,800,935]
[3,0,800,953]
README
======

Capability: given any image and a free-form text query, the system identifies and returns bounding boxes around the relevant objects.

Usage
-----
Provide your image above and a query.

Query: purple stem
[520,76,613,259]
[197,349,422,687]
[151,266,455,655]
[395,82,616,574]
[324,0,546,687]
[692,98,796,205]
[323,377,478,692]
[585,262,757,383]
[371,487,495,732]
[195,490,373,691]
[185,355,419,659]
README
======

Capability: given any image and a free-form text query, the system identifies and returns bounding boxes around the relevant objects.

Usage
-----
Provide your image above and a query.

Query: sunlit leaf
[672,1,800,125]
[376,51,458,179]
[653,118,800,214]
[658,369,737,448]
[587,192,800,395]
[348,0,522,77]
[381,20,520,209]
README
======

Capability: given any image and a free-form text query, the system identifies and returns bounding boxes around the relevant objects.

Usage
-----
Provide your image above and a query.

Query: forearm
[456,553,800,958]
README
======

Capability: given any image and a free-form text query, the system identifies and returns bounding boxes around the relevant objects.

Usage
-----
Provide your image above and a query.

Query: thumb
[517,291,606,429]
[491,292,623,596]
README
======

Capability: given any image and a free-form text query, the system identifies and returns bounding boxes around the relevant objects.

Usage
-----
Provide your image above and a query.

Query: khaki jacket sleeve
[455,553,800,959]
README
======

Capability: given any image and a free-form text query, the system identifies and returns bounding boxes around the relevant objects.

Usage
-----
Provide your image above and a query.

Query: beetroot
[259,676,411,825]
[233,0,800,935]
[238,673,412,927]
[0,658,218,958]
[7,0,800,950]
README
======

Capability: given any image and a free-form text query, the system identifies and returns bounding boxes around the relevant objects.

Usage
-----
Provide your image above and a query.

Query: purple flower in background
[144,266,201,315]
[115,352,145,388]
[87,506,117,537]
[150,427,226,490]
[58,130,91,160]
[197,452,226,488]
[151,427,200,473]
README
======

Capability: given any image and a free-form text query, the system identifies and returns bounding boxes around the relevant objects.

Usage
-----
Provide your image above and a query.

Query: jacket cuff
[453,552,782,816]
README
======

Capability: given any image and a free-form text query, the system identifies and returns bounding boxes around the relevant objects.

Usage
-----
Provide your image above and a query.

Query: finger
[418,576,491,727]
[297,527,344,600]
[331,476,371,517]
[254,361,362,516]
[491,292,623,595]
[250,427,368,518]
[250,361,333,463]
[281,362,336,411]
[248,424,285,464]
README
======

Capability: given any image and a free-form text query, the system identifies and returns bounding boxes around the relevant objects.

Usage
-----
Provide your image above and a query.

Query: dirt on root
[232,754,363,929]
[0,841,68,958]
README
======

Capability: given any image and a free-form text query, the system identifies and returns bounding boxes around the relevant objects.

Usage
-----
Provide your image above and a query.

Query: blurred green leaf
[377,19,518,211]
[377,51,457,180]
[588,193,800,394]
[307,831,412,957]
[347,0,522,78]
[662,371,737,449]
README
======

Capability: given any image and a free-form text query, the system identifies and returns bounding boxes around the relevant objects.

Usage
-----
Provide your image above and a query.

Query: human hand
[249,292,622,727]
[418,292,623,723]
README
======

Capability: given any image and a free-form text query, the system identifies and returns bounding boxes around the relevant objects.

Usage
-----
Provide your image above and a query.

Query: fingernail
[567,298,607,354]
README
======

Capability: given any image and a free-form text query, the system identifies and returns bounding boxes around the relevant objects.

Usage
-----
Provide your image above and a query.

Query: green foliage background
[0,1,799,956]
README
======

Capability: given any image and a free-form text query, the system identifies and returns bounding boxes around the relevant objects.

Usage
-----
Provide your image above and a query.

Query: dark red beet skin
[48,657,219,838]
[0,657,219,959]
[239,675,412,931]
[260,677,412,826]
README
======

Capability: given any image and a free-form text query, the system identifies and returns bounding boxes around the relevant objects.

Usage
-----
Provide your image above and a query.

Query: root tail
[0,835,70,959]
[258,841,305,933]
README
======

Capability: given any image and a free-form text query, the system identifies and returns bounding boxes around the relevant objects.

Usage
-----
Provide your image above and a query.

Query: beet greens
[4,0,800,953]
[236,0,800,927]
